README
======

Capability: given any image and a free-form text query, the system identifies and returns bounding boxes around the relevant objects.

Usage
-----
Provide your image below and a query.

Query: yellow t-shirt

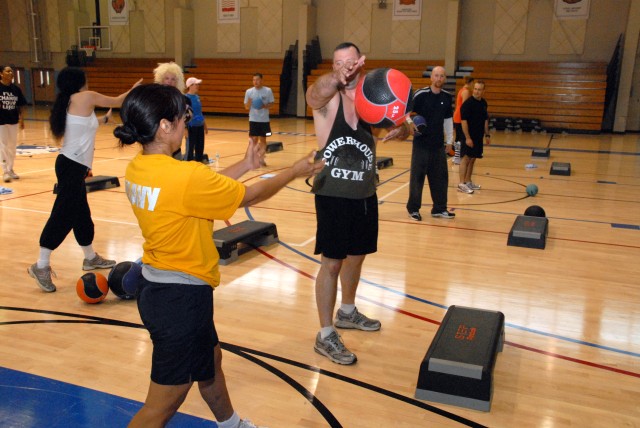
[125,152,246,287]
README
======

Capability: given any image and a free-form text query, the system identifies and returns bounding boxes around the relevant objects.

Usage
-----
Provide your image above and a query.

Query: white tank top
[59,112,99,168]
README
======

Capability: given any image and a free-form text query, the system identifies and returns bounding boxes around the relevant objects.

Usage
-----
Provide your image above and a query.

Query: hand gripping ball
[355,68,414,128]
[251,97,263,109]
[412,115,427,136]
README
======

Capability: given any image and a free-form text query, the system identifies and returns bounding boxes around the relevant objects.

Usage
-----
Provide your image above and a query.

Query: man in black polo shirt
[406,66,455,221]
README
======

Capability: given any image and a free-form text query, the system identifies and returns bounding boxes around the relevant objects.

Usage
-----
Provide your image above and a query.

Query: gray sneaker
[408,211,422,221]
[467,181,481,190]
[83,253,116,270]
[314,331,357,365]
[335,307,381,331]
[28,263,57,292]
[431,210,456,219]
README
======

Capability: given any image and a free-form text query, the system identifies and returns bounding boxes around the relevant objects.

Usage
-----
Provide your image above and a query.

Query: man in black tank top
[305,42,410,365]
[305,42,377,365]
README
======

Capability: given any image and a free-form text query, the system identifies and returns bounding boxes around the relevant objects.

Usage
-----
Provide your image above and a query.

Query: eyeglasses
[183,106,192,124]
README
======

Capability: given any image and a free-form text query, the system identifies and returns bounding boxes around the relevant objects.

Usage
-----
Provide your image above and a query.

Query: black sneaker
[431,210,456,219]
[408,211,422,221]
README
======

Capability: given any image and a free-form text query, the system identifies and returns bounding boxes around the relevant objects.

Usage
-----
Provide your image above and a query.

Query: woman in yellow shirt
[114,84,323,428]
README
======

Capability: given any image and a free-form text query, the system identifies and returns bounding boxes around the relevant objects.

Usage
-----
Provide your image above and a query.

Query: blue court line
[244,208,640,359]
[0,366,215,427]
[612,223,640,230]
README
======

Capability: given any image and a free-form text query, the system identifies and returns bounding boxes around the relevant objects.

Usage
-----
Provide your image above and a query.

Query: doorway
[31,68,55,105]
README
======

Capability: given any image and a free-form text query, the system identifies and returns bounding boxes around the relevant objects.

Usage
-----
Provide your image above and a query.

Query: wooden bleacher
[83,58,173,102]
[82,58,606,131]
[82,58,283,116]
[458,61,607,132]
[305,59,443,117]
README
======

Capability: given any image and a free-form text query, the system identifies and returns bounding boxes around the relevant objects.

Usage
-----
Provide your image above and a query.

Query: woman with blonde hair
[153,62,185,92]
[153,62,186,159]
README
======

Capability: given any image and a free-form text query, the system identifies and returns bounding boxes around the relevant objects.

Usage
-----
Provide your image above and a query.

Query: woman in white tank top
[27,67,141,293]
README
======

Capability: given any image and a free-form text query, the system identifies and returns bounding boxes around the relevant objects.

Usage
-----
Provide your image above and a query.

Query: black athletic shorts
[249,121,272,137]
[460,135,484,159]
[314,194,378,259]
[137,279,218,385]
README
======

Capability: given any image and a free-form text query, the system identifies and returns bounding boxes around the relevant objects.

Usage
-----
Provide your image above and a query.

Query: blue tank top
[312,94,376,199]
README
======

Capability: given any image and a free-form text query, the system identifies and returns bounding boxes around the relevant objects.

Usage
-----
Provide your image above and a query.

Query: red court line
[241,242,640,379]
[505,342,640,378]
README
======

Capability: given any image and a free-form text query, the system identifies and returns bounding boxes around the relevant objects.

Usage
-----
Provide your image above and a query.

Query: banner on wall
[393,0,422,21]
[218,0,240,24]
[109,0,129,26]
[554,0,590,20]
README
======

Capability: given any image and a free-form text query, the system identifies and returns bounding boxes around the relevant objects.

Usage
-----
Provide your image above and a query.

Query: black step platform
[507,215,549,249]
[415,305,505,412]
[550,162,571,176]
[53,175,120,194]
[531,148,551,158]
[266,141,283,153]
[376,157,393,169]
[213,220,278,265]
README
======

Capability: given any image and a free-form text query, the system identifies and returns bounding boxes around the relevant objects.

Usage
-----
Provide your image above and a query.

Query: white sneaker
[9,170,19,180]
[457,183,474,194]
[3,173,11,183]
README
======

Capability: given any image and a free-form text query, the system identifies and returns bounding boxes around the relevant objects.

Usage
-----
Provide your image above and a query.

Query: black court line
[0,307,485,427]
[227,343,486,427]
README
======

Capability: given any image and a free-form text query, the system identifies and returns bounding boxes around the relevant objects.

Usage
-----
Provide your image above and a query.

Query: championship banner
[218,0,240,23]
[393,0,422,21]
[554,0,590,20]
[109,0,129,26]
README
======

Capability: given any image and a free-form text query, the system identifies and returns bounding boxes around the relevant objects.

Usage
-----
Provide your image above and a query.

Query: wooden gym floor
[0,106,638,427]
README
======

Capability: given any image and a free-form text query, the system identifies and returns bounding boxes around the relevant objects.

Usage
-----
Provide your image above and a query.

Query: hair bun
[113,123,139,145]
